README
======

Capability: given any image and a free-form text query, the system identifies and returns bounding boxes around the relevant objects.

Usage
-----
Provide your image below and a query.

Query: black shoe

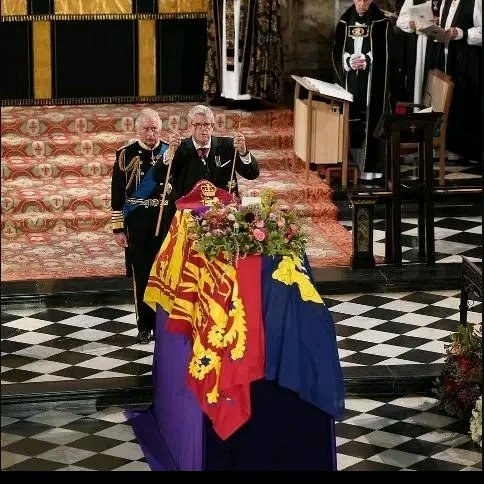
[136,330,152,344]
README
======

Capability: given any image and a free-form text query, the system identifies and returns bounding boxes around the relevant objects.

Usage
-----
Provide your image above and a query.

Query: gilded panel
[55,0,132,14]
[32,21,52,99]
[158,0,208,13]
[1,0,27,16]
[138,20,156,96]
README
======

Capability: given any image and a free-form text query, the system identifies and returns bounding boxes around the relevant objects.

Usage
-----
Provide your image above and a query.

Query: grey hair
[135,108,162,130]
[187,105,215,123]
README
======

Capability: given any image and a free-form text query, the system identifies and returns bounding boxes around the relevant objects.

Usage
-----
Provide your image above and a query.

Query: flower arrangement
[469,395,482,447]
[189,190,307,261]
[433,322,482,422]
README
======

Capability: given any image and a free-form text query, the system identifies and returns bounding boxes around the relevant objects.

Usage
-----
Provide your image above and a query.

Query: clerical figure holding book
[332,0,392,181]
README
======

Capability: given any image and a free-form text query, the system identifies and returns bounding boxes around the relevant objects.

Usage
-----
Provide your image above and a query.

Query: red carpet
[1,103,353,282]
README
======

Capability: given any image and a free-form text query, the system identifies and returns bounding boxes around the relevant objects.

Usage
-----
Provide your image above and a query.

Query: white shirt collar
[192,138,211,151]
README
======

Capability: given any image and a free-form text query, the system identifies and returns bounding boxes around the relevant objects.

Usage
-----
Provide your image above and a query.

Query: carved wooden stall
[0,0,208,104]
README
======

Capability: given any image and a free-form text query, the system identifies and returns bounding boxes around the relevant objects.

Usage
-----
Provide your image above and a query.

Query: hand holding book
[410,3,447,42]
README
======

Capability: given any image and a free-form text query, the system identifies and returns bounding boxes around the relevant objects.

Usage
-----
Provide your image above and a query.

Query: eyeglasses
[190,122,214,129]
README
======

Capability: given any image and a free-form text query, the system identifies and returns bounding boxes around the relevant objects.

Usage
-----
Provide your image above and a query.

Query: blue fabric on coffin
[262,256,345,421]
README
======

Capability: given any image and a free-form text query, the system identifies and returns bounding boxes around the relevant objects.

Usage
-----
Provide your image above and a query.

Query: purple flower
[192,206,211,218]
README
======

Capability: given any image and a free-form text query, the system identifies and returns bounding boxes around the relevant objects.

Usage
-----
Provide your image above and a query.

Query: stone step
[1,128,294,157]
[1,149,297,180]
[1,104,293,135]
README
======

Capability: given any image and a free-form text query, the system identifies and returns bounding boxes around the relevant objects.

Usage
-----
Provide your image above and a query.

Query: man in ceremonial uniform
[111,108,174,344]
[332,0,393,180]
[162,105,260,202]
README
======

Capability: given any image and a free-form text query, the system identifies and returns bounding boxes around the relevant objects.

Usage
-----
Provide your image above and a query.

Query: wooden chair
[399,69,454,186]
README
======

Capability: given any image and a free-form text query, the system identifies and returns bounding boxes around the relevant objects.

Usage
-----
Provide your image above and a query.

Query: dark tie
[197,147,209,160]
[440,0,452,28]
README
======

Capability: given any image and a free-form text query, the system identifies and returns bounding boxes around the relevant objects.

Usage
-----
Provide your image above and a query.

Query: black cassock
[332,3,393,174]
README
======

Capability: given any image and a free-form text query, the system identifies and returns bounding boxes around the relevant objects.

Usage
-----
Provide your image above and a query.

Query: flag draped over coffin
[145,210,265,440]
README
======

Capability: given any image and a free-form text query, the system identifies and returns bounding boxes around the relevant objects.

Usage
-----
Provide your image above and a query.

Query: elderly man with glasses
[156,105,259,205]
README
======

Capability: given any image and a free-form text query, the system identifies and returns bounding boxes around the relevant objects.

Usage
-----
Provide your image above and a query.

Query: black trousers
[126,207,164,333]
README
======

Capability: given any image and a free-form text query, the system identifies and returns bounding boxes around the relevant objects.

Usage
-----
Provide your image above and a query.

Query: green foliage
[189,190,307,262]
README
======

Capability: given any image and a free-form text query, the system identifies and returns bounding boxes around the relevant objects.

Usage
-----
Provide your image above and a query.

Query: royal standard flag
[145,210,265,440]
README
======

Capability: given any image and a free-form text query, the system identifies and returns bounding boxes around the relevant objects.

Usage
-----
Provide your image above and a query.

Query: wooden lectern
[375,111,443,267]
[292,75,352,189]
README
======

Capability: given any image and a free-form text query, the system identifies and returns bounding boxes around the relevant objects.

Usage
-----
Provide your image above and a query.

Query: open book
[410,3,448,42]
[302,77,353,103]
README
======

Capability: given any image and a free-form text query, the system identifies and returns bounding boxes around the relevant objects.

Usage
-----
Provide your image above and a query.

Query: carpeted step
[2,170,332,216]
[0,216,354,282]
[292,202,338,219]
[2,210,110,236]
[1,149,297,180]
[0,103,353,282]
[1,178,112,215]
[2,154,114,180]
[304,219,352,267]
[238,170,334,206]
[1,104,293,135]
[1,228,125,282]
[1,203,339,237]
[1,128,293,157]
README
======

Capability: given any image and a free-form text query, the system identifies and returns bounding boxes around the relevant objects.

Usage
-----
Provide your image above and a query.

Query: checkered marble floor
[340,216,482,264]
[400,155,481,184]
[326,290,481,367]
[1,290,481,383]
[1,395,481,471]
[1,305,154,384]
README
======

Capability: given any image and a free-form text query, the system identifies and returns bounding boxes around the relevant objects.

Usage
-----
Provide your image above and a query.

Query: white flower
[469,395,482,447]
[472,322,482,339]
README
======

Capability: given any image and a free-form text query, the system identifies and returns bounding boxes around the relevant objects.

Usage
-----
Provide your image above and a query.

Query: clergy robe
[332,2,393,174]
[429,0,482,160]
[396,0,438,105]
[203,0,283,103]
